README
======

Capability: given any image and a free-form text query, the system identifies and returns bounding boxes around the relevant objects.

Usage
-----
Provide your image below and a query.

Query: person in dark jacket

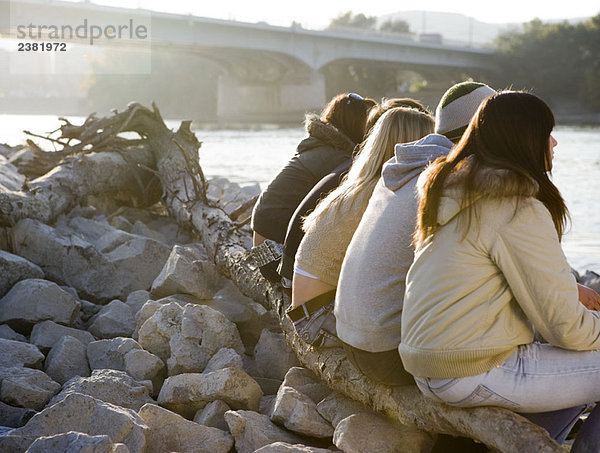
[250,92,376,282]
[277,97,430,283]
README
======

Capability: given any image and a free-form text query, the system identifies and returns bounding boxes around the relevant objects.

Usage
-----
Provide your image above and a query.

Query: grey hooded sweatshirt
[334,134,453,352]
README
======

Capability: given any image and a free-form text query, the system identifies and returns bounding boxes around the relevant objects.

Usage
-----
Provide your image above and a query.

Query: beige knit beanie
[434,81,497,143]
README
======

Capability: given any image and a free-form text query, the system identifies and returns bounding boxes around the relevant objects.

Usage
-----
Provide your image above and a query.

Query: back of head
[321,93,377,145]
[416,90,566,247]
[435,81,496,143]
[366,97,430,132]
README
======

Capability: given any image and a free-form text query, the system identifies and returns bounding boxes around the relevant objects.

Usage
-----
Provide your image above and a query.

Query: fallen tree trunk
[12,106,560,452]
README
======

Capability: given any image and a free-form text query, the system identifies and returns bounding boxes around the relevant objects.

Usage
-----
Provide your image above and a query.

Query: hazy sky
[62,0,599,28]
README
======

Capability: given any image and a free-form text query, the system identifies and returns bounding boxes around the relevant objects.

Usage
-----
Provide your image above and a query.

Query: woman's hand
[577,283,600,311]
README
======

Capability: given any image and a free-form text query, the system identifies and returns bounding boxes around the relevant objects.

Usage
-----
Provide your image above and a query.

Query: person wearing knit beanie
[434,81,497,143]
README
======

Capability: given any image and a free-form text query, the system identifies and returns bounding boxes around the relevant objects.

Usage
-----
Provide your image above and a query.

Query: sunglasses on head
[347,93,364,104]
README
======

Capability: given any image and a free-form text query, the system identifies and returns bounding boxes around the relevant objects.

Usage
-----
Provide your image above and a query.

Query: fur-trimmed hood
[420,155,540,226]
[297,114,356,155]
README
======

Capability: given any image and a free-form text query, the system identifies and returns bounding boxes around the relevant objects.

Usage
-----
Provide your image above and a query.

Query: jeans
[415,342,600,412]
[415,342,600,447]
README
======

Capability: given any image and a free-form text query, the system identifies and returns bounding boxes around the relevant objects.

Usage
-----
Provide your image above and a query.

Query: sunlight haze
[59,0,599,27]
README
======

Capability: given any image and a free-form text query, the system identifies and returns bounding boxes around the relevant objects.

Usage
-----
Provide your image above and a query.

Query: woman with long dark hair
[400,91,600,449]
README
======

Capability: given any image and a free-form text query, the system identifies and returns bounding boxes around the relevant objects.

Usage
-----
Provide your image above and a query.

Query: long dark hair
[415,91,568,247]
[321,93,377,145]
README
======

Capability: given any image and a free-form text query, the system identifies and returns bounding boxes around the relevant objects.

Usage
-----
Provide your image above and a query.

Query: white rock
[203,348,244,374]
[125,290,151,315]
[87,337,140,371]
[139,403,233,453]
[193,400,231,431]
[50,369,154,411]
[25,431,116,453]
[281,368,331,404]
[30,320,95,351]
[333,413,435,453]
[45,336,91,385]
[0,278,80,331]
[138,302,244,375]
[124,349,166,395]
[210,280,270,349]
[11,218,122,302]
[0,338,44,368]
[254,442,333,453]
[0,159,25,192]
[0,367,61,411]
[2,393,148,453]
[316,393,369,428]
[88,300,135,339]
[253,329,299,380]
[270,386,333,438]
[150,244,220,300]
[224,410,305,453]
[0,250,44,298]
[157,368,263,419]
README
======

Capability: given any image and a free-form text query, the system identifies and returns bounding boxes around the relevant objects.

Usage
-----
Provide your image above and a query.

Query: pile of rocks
[0,152,433,452]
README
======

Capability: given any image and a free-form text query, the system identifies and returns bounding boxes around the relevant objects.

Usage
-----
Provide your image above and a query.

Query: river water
[1,114,599,273]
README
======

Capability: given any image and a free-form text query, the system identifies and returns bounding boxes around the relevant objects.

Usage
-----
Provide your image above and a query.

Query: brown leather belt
[286,290,336,323]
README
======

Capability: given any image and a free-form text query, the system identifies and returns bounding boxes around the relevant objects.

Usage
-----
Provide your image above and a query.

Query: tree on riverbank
[494,14,600,110]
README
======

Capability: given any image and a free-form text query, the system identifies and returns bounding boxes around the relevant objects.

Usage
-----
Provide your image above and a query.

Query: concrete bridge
[1,0,497,121]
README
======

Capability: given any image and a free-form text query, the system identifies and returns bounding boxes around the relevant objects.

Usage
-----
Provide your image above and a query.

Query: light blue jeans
[415,342,600,413]
[415,342,600,448]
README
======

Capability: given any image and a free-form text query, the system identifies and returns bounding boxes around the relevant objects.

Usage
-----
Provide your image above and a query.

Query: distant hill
[378,11,590,46]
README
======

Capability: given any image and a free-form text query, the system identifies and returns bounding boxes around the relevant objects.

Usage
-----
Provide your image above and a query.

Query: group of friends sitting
[248,81,600,451]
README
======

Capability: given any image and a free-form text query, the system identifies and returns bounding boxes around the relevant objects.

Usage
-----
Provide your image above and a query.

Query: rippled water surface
[2,115,599,272]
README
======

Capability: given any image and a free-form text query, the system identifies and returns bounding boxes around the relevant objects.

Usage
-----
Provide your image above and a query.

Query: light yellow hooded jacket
[400,158,600,379]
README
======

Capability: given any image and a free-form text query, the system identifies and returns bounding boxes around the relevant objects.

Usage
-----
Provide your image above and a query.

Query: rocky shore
[1,106,598,453]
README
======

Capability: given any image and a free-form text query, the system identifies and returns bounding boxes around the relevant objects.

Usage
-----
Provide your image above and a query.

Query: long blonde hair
[303,107,434,232]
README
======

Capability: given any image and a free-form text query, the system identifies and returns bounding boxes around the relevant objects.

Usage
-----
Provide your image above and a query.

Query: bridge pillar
[216,71,326,123]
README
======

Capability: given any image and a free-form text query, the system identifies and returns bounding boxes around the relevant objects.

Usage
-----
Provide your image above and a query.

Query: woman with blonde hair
[285,107,434,348]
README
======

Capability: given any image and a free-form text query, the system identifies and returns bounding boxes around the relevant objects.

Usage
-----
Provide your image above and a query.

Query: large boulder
[11,218,169,302]
[88,300,135,339]
[0,279,80,333]
[0,251,44,298]
[333,413,435,453]
[25,431,127,453]
[253,329,299,381]
[44,336,91,385]
[281,368,331,404]
[0,338,44,368]
[270,386,333,438]
[150,244,220,300]
[11,219,122,302]
[138,302,244,375]
[30,320,95,351]
[0,367,60,411]
[50,369,154,411]
[0,393,148,453]
[224,410,306,453]
[139,403,233,453]
[87,337,165,395]
[203,347,244,374]
[316,393,369,428]
[157,368,263,418]
[193,400,231,431]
